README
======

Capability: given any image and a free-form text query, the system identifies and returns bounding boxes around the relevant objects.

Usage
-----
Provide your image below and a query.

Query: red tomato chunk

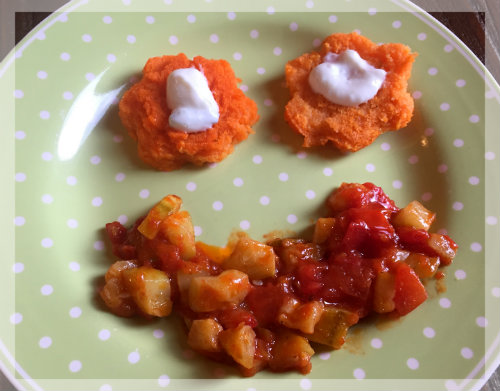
[98,182,458,376]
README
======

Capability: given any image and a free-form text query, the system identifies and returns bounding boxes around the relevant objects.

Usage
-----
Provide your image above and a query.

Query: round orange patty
[284,32,417,152]
[119,54,259,171]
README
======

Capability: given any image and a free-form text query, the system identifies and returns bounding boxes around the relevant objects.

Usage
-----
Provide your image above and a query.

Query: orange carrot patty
[119,54,259,171]
[284,32,417,152]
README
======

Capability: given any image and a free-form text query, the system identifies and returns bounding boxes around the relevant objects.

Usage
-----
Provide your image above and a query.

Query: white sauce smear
[166,68,219,132]
[308,49,386,106]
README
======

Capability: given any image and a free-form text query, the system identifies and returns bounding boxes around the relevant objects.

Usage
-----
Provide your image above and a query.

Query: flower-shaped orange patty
[284,32,417,152]
[119,54,259,171]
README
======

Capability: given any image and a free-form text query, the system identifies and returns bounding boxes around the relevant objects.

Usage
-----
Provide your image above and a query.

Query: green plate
[1,0,499,390]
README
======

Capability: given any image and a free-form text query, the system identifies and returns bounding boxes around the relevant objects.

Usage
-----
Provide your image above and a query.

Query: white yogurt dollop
[308,49,386,107]
[166,68,219,132]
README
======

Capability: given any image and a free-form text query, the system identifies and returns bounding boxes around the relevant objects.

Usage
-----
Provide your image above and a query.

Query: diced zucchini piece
[222,238,276,280]
[269,331,314,374]
[373,271,396,314]
[188,270,251,312]
[219,323,256,369]
[161,210,196,260]
[122,266,172,317]
[138,195,182,239]
[392,200,435,231]
[306,307,359,349]
[313,218,336,244]
[187,318,223,353]
[196,242,232,264]
[277,298,324,334]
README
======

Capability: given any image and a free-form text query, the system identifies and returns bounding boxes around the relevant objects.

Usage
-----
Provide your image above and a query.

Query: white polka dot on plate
[139,189,150,199]
[66,176,77,185]
[115,173,125,182]
[365,163,375,172]
[233,52,242,60]
[257,67,266,75]
[454,270,466,280]
[69,261,80,271]
[485,151,495,160]
[15,130,26,139]
[212,201,223,211]
[41,152,53,161]
[128,351,140,364]
[41,284,53,295]
[233,178,244,187]
[279,172,289,182]
[392,180,402,189]
[329,15,338,23]
[227,12,236,20]
[169,35,178,45]
[82,34,92,42]
[126,35,136,44]
[440,103,450,111]
[306,0,314,8]
[312,38,321,47]
[10,313,23,325]
[423,327,435,338]
[392,20,402,28]
[102,16,112,24]
[370,338,382,349]
[456,79,466,87]
[69,307,82,318]
[94,241,105,251]
[145,15,155,24]
[439,298,451,308]
[486,216,498,225]
[13,262,24,273]
[69,360,82,372]
[300,379,312,390]
[37,70,48,79]
[259,196,270,205]
[99,385,112,391]
[85,72,95,81]
[289,22,298,31]
[469,114,480,123]
[252,155,263,164]
[428,67,438,76]
[461,347,474,359]
[438,164,448,173]
[305,190,316,200]
[90,155,101,165]
[407,358,419,370]
[353,368,365,379]
[210,34,219,43]
[468,176,480,185]
[421,192,432,201]
[158,374,170,387]
[14,216,25,226]
[444,44,453,52]
[187,14,196,23]
[267,6,275,14]
[186,182,196,191]
[15,172,26,182]
[264,98,273,106]
[319,352,331,360]
[194,226,202,236]
[476,316,487,328]
[98,329,111,341]
[470,242,482,252]
[417,33,427,40]
[40,110,50,119]
[368,7,376,15]
[92,197,103,207]
[63,91,73,100]
[240,220,250,230]
[107,54,116,63]
[67,219,78,229]
[323,167,333,176]
[39,336,52,349]
[273,47,282,55]
[14,89,24,97]
[250,29,259,38]
[453,139,464,148]
[287,214,298,224]
[297,151,307,159]
[117,215,128,225]
[41,238,53,248]
[153,329,164,339]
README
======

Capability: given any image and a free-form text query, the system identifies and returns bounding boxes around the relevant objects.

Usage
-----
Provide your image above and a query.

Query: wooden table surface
[1,1,499,390]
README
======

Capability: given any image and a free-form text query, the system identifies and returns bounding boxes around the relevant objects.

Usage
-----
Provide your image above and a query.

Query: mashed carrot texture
[284,32,417,152]
[119,54,259,171]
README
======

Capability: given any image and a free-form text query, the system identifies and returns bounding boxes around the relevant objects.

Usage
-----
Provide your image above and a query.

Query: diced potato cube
[313,218,336,244]
[269,331,314,374]
[100,260,139,317]
[176,267,209,303]
[392,201,435,231]
[306,307,359,349]
[405,253,440,279]
[187,318,223,353]
[373,271,396,314]
[138,195,182,239]
[219,323,256,369]
[122,266,172,317]
[428,233,457,266]
[222,238,276,280]
[161,210,196,260]
[277,298,324,334]
[272,239,323,273]
[188,270,251,312]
